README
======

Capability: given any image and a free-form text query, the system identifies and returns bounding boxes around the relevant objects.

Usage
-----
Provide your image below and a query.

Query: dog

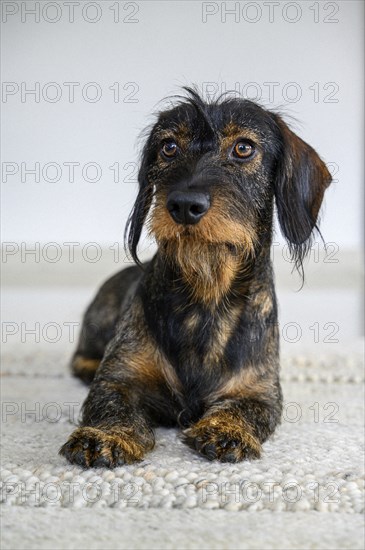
[59,88,332,467]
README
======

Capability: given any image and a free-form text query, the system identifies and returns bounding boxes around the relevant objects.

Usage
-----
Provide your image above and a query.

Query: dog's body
[60,89,331,467]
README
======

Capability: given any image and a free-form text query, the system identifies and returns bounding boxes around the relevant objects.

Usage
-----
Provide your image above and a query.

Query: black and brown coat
[60,89,332,467]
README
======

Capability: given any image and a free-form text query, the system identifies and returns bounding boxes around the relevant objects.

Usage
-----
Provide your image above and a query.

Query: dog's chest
[160,302,245,385]
[142,279,250,402]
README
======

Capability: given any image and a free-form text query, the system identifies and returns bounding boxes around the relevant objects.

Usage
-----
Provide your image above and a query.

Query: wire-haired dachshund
[60,88,332,467]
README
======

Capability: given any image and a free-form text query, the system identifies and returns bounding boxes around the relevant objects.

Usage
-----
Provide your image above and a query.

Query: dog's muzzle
[166,191,210,225]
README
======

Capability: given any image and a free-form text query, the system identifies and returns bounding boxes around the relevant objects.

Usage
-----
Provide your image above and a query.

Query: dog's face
[127,89,332,276]
[147,100,278,258]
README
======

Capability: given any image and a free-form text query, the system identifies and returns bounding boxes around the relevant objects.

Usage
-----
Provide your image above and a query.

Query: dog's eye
[161,141,178,159]
[232,141,255,160]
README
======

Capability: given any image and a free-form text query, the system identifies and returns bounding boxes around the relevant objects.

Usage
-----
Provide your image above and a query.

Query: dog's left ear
[271,114,332,263]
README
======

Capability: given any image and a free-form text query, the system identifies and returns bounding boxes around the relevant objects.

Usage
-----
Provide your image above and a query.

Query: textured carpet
[1,346,364,548]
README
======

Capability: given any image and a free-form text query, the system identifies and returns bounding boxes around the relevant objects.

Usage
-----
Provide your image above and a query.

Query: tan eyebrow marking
[156,123,191,146]
[220,122,260,147]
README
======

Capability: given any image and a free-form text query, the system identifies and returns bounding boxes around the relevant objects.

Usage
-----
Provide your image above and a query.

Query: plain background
[1,0,364,254]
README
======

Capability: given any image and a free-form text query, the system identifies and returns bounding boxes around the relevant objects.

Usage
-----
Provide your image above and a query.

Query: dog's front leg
[59,376,155,468]
[183,392,282,463]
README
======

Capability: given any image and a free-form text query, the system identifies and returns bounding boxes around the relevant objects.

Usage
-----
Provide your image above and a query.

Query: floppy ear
[272,114,332,266]
[125,130,156,265]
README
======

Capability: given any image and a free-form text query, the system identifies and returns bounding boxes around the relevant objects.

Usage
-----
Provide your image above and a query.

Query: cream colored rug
[1,346,364,549]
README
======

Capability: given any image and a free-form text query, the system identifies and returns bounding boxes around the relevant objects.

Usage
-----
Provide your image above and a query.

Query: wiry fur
[60,88,332,468]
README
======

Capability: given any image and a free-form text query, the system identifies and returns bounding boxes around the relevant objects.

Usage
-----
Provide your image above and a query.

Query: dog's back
[71,264,145,383]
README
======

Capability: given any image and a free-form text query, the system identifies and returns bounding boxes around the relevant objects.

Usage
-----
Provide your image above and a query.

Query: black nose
[166,191,210,225]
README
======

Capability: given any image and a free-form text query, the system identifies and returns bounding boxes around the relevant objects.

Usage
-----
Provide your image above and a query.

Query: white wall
[2,0,364,256]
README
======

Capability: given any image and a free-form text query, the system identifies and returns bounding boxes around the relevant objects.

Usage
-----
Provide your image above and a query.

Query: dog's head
[126,88,332,278]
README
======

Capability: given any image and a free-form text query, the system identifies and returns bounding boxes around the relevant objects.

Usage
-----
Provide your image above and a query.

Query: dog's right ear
[271,113,332,268]
[125,128,156,265]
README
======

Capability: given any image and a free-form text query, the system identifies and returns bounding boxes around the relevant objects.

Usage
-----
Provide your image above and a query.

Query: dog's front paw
[59,426,149,468]
[183,413,261,462]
